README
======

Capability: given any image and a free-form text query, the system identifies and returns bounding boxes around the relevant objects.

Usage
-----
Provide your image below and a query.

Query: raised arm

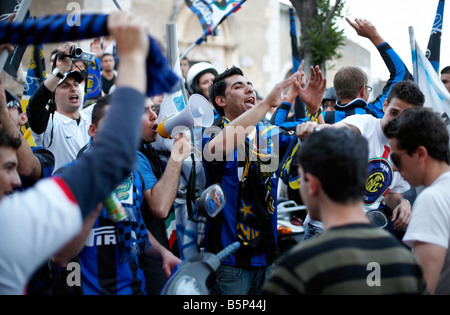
[26,42,75,134]
[59,12,151,218]
[206,74,301,158]
[0,12,177,294]
[346,17,413,117]
[143,133,193,219]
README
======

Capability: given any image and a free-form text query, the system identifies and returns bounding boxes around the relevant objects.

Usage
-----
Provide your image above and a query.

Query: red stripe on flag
[168,231,177,250]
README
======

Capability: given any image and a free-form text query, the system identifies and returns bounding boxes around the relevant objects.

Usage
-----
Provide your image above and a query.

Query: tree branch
[322,0,341,34]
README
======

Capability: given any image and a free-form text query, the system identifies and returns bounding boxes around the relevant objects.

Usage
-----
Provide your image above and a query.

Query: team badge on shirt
[364,157,393,206]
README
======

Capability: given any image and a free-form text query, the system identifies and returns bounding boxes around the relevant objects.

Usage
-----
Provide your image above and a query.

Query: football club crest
[364,157,393,206]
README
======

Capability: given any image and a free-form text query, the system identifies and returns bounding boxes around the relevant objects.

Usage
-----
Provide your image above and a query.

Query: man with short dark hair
[0,11,175,295]
[384,107,450,294]
[27,42,95,172]
[0,129,22,198]
[298,80,425,239]
[0,84,55,188]
[52,95,184,295]
[100,53,116,95]
[263,128,428,295]
[440,65,450,93]
[202,65,323,295]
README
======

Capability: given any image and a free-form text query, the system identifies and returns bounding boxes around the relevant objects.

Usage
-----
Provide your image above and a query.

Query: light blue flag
[410,26,450,138]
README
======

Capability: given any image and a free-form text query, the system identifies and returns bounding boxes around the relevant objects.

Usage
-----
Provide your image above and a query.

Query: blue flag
[0,0,30,78]
[185,0,247,45]
[426,0,445,73]
[0,13,179,98]
[289,8,306,119]
[289,8,301,73]
[84,57,102,107]
[21,43,46,145]
[22,44,46,105]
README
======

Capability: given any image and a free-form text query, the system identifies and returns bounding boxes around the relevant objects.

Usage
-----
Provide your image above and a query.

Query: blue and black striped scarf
[0,13,179,97]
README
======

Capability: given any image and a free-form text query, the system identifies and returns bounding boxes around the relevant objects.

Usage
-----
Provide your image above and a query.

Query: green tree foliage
[290,0,347,71]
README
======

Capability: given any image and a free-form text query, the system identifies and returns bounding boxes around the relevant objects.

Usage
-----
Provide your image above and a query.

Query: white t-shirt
[304,115,410,230]
[341,114,410,210]
[32,106,94,172]
[0,177,82,295]
[403,171,450,294]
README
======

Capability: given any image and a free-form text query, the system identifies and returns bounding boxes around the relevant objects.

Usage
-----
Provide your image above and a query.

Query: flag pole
[166,23,189,105]
[180,34,207,60]
[112,0,124,11]
[0,0,33,75]
[181,0,247,60]
[180,42,196,60]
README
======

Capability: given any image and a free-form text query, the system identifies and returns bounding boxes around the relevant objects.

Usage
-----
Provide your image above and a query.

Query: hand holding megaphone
[157,94,214,139]
[171,132,194,162]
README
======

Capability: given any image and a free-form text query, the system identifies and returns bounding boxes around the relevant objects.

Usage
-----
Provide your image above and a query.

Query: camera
[57,46,95,63]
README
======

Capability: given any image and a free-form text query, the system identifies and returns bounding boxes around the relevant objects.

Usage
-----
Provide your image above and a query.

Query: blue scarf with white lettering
[0,14,179,97]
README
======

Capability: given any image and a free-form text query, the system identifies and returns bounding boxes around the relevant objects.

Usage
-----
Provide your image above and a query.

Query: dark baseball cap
[57,70,84,86]
[5,90,22,114]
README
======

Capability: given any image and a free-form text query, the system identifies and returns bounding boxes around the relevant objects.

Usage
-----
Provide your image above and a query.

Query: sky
[339,0,450,81]
[281,0,450,82]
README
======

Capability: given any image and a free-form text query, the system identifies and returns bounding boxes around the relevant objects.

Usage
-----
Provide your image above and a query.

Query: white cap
[186,62,218,88]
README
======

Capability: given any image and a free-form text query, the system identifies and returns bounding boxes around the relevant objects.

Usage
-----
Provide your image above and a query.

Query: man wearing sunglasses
[298,80,425,236]
[0,87,55,188]
[384,107,450,294]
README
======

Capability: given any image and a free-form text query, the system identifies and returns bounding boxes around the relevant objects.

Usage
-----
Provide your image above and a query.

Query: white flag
[409,26,450,136]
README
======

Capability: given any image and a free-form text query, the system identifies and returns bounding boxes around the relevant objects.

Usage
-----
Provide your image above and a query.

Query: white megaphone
[157,94,215,139]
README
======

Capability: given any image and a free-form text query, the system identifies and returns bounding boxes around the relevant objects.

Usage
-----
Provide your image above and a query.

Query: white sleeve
[403,188,450,249]
[30,113,54,148]
[0,177,82,294]
[340,114,372,133]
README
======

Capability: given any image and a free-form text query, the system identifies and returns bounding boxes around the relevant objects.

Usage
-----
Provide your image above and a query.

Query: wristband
[398,198,410,206]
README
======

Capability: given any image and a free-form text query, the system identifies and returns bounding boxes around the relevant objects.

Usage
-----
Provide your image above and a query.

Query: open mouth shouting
[69,94,80,103]
[244,96,256,109]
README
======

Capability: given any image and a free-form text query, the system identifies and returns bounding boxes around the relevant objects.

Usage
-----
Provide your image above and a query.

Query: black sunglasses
[390,151,407,168]
[7,100,22,114]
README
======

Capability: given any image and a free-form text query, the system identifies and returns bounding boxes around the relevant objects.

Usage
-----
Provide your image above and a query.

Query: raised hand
[298,65,327,114]
[107,12,150,94]
[345,17,384,46]
[107,12,149,61]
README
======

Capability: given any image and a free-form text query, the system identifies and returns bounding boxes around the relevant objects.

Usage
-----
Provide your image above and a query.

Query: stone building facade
[2,0,372,98]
